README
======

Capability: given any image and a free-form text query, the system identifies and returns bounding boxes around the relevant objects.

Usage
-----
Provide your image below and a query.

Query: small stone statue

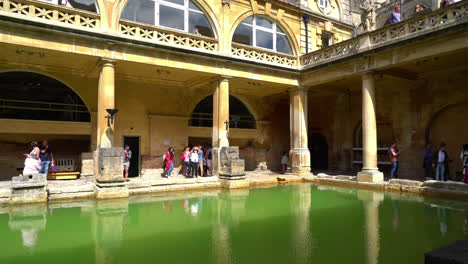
[359,0,380,31]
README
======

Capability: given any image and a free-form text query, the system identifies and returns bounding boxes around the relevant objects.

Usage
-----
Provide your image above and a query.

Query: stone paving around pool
[0,171,467,204]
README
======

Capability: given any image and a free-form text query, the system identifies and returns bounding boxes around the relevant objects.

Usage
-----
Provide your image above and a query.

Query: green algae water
[1,184,467,264]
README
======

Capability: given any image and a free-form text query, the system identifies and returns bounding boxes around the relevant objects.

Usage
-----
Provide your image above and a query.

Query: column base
[357,168,384,183]
[290,149,310,176]
[95,185,129,199]
[220,179,250,189]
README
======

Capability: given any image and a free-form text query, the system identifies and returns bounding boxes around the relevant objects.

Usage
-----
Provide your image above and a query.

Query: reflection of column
[8,204,47,249]
[92,199,129,264]
[97,59,116,148]
[289,87,310,175]
[358,191,383,264]
[211,224,232,264]
[213,77,230,148]
[292,184,312,264]
[357,72,383,182]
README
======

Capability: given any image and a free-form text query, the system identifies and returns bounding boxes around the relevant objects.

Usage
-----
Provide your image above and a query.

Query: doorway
[123,136,140,177]
[309,133,328,170]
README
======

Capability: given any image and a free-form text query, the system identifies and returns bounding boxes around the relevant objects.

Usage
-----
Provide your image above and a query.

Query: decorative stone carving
[360,0,380,31]
[10,174,48,204]
[221,0,230,6]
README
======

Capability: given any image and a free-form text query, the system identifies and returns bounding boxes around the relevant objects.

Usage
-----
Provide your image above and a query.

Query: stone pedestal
[10,174,47,204]
[357,169,384,183]
[94,148,129,199]
[81,152,94,176]
[216,146,245,179]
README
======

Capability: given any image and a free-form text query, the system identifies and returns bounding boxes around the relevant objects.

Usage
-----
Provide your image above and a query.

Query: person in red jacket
[164,147,175,178]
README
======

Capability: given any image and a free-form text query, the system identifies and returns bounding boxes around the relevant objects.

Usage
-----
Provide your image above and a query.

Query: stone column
[357,72,384,182]
[212,77,230,148]
[97,59,116,149]
[289,87,310,175]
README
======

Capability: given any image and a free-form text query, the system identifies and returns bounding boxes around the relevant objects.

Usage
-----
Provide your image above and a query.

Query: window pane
[159,5,184,30]
[241,16,253,25]
[255,18,272,29]
[276,34,292,54]
[189,0,201,11]
[65,0,98,12]
[121,0,155,25]
[255,29,273,49]
[189,11,214,37]
[233,23,252,45]
[161,0,184,6]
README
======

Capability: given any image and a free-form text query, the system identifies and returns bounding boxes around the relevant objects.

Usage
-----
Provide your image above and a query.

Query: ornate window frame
[233,16,293,55]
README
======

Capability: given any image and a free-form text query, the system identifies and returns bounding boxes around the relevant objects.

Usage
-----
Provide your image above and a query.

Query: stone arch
[229,11,300,56]
[353,119,394,147]
[116,0,221,39]
[0,70,91,122]
[425,102,468,177]
[189,94,257,129]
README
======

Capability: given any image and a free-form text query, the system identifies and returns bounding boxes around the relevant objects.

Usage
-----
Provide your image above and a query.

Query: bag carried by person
[162,153,166,169]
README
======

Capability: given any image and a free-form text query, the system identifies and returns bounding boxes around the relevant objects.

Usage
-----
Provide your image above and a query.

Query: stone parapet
[10,174,47,204]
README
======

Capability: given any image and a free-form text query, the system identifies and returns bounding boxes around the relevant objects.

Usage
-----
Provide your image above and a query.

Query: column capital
[218,75,232,82]
[288,85,309,94]
[98,58,117,68]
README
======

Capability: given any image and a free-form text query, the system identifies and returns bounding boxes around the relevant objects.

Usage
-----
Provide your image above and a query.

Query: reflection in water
[358,191,383,264]
[391,200,399,231]
[435,206,448,237]
[8,204,47,249]
[93,199,129,264]
[291,184,312,264]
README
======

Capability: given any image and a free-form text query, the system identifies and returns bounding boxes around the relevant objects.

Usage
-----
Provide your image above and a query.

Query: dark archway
[189,95,256,129]
[309,133,328,170]
[0,72,90,122]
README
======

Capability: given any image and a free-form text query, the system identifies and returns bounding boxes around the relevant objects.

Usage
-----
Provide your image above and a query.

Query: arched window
[232,16,293,54]
[0,72,90,122]
[121,0,215,37]
[37,0,99,13]
[318,0,330,12]
[190,95,256,129]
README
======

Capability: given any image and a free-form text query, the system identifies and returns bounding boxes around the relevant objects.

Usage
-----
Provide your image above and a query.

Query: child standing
[281,152,289,174]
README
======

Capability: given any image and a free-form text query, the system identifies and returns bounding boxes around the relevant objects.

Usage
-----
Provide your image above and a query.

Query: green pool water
[1,184,467,264]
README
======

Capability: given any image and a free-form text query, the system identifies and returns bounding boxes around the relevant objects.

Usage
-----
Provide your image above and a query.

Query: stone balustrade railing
[301,0,468,68]
[0,0,100,28]
[231,43,297,67]
[119,20,219,52]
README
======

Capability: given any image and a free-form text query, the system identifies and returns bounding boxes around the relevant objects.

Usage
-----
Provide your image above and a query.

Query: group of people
[388,141,468,183]
[23,140,54,177]
[389,0,460,25]
[162,145,213,179]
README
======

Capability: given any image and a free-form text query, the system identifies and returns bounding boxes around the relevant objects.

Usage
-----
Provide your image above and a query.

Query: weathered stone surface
[423,180,468,192]
[94,148,125,184]
[10,175,47,204]
[217,146,246,178]
[95,186,129,199]
[425,239,468,264]
[220,179,250,189]
[390,179,423,187]
[81,152,94,176]
[357,171,384,183]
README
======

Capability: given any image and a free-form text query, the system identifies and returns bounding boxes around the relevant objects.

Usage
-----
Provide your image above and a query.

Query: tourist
[23,142,41,176]
[388,141,400,179]
[198,145,205,177]
[433,143,449,181]
[182,147,190,176]
[411,4,429,19]
[206,144,213,176]
[190,147,200,178]
[194,27,201,36]
[281,151,289,174]
[164,147,175,178]
[123,145,132,181]
[39,140,54,175]
[440,0,453,7]
[389,6,401,24]
[460,144,468,184]
[423,143,433,179]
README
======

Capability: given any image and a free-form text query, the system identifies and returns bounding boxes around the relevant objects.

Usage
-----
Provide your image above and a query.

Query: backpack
[162,153,166,169]
[207,149,212,160]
